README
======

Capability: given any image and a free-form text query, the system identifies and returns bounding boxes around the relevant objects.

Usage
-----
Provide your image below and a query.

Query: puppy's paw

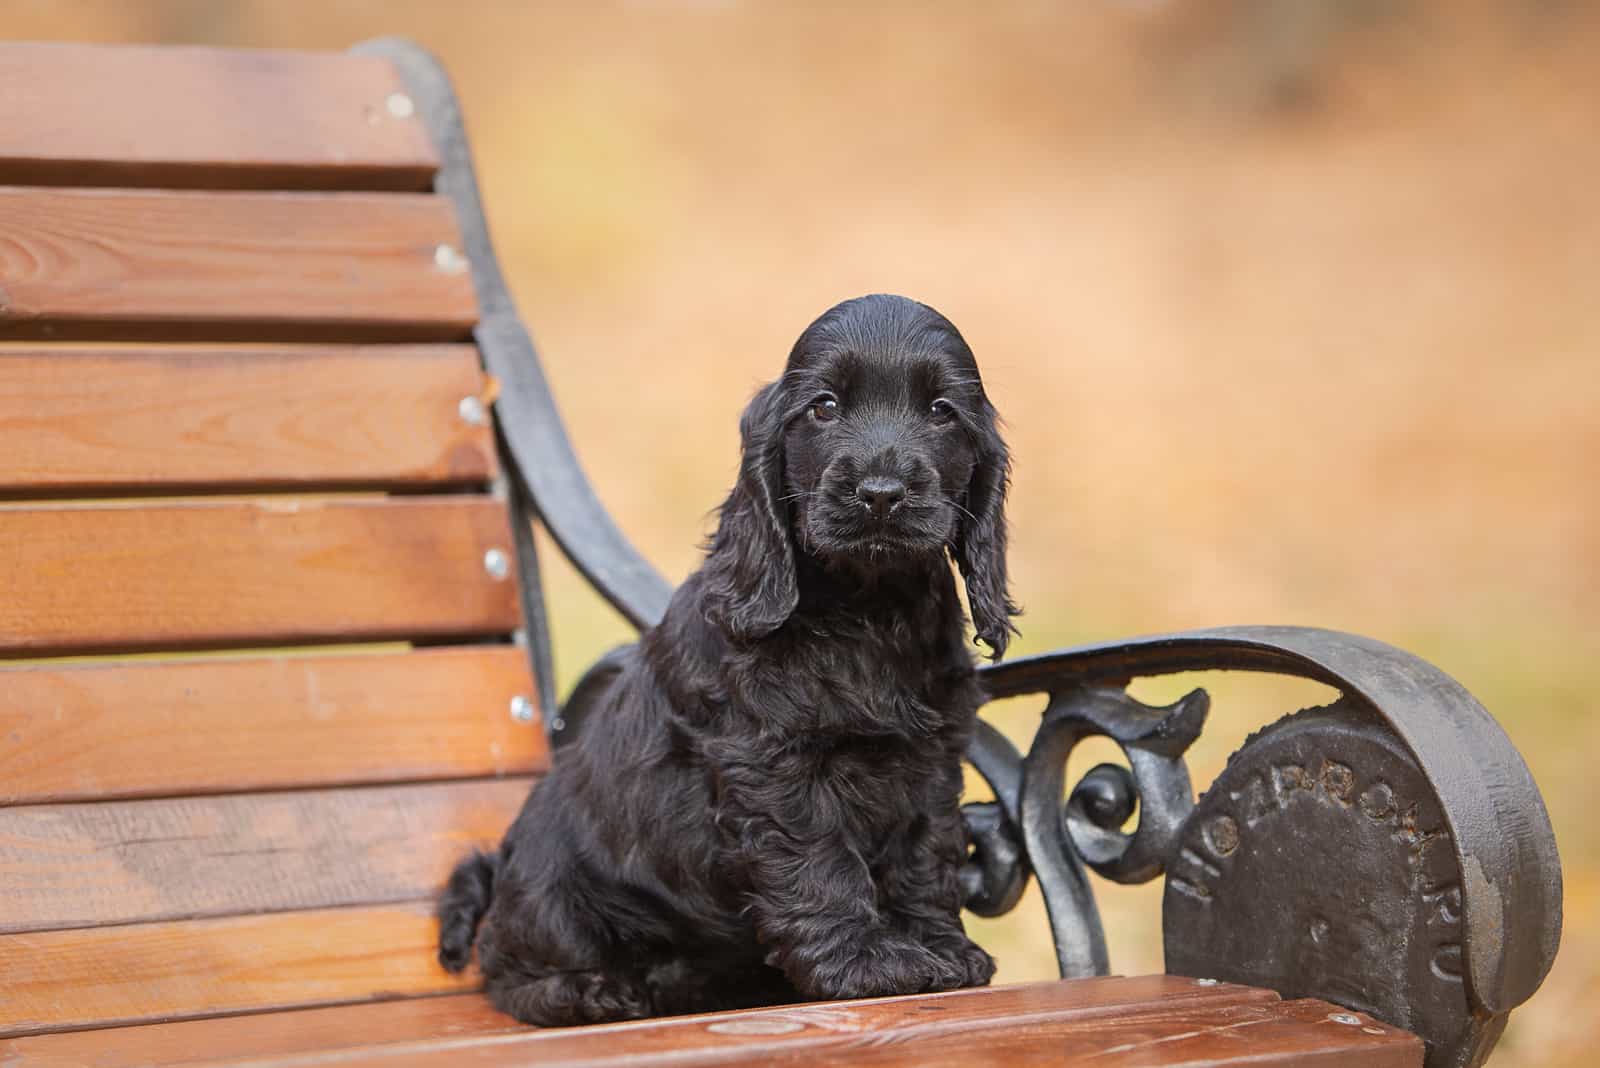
[926,935,996,989]
[437,941,471,973]
[436,920,476,973]
[490,970,653,1027]
[577,971,654,1023]
[797,934,951,1000]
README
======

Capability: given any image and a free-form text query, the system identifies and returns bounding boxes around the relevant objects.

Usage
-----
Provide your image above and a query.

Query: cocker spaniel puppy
[439,293,1017,1026]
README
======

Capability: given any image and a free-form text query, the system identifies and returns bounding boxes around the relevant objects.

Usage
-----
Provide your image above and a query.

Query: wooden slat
[0,496,521,655]
[0,43,438,191]
[0,778,527,933]
[0,977,1275,1068]
[222,979,1296,1067]
[0,346,497,494]
[0,902,472,1037]
[191,986,1416,1068]
[0,188,477,342]
[810,998,1422,1068]
[0,979,1423,1067]
[0,647,544,805]
[0,996,522,1068]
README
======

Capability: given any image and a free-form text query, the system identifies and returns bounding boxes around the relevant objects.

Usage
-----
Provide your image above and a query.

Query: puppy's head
[704,294,1018,658]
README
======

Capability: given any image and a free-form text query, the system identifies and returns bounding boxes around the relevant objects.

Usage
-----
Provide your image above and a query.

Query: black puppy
[438,293,1017,1026]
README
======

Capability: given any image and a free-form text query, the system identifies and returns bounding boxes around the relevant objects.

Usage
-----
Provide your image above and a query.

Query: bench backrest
[0,42,546,1037]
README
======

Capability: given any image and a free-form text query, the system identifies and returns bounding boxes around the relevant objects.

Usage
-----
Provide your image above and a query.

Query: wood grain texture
[0,902,473,1037]
[217,988,1417,1068]
[0,43,437,191]
[0,497,521,655]
[0,778,528,933]
[0,346,497,493]
[0,188,477,342]
[0,976,1270,1067]
[0,979,1422,1067]
[0,996,522,1068]
[0,646,544,805]
[809,997,1422,1068]
[217,977,1286,1067]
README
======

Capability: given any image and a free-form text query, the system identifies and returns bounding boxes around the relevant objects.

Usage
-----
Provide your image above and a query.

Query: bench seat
[0,977,1419,1067]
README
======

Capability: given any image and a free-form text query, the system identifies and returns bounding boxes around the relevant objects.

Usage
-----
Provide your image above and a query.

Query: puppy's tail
[437,849,499,973]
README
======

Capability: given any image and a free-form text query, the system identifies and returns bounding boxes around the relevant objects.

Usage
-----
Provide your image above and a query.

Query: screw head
[551,716,567,733]
[433,244,469,275]
[483,548,510,580]
[1330,1012,1362,1025]
[385,91,415,118]
[458,395,489,426]
[510,695,535,723]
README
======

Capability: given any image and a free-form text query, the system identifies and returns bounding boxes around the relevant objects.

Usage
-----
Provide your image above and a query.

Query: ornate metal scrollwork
[959,801,1028,917]
[1021,685,1208,975]
[960,720,1029,918]
[960,626,1562,1068]
[961,685,1209,974]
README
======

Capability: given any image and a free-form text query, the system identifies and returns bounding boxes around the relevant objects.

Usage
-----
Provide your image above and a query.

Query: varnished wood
[0,902,473,1037]
[210,987,1416,1068]
[0,346,497,494]
[287,979,1292,1067]
[0,43,437,191]
[0,978,1423,1068]
[0,497,521,655]
[0,646,544,805]
[809,997,1423,1068]
[0,996,521,1068]
[0,779,528,933]
[0,188,477,342]
[0,977,1274,1067]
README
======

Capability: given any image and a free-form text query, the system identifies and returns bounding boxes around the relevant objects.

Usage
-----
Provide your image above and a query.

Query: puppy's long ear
[954,403,1019,660]
[703,381,798,641]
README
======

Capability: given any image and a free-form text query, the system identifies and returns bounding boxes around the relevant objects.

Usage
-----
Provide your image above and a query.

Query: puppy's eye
[929,398,957,423]
[810,394,840,422]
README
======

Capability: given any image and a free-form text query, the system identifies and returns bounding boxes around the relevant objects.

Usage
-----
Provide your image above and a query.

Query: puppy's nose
[857,476,907,520]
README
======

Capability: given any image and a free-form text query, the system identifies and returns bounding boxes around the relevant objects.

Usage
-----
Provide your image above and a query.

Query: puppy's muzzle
[857,476,907,521]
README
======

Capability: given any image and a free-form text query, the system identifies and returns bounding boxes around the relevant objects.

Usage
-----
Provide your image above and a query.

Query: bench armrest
[358,38,674,635]
[965,625,1561,1068]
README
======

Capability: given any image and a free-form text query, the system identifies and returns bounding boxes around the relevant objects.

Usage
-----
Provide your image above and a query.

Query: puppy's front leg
[880,801,996,989]
[734,805,957,1000]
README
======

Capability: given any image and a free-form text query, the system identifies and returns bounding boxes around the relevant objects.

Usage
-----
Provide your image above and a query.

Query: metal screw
[1194,977,1219,986]
[458,395,489,426]
[434,244,469,275]
[386,91,415,118]
[510,696,535,723]
[483,548,510,580]
[1329,1013,1362,1026]
[551,716,567,732]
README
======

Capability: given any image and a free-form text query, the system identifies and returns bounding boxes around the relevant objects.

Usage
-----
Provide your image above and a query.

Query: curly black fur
[438,294,1018,1026]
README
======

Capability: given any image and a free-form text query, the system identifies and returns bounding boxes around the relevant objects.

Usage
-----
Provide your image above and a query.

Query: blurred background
[8,1,1594,1062]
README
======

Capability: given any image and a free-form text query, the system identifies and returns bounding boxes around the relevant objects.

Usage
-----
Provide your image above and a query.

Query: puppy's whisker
[945,497,978,522]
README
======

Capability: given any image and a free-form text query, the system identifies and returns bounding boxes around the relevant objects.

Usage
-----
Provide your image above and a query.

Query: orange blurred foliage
[5,2,1594,1063]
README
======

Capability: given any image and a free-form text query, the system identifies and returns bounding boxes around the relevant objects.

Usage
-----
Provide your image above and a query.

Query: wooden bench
[0,40,1560,1067]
